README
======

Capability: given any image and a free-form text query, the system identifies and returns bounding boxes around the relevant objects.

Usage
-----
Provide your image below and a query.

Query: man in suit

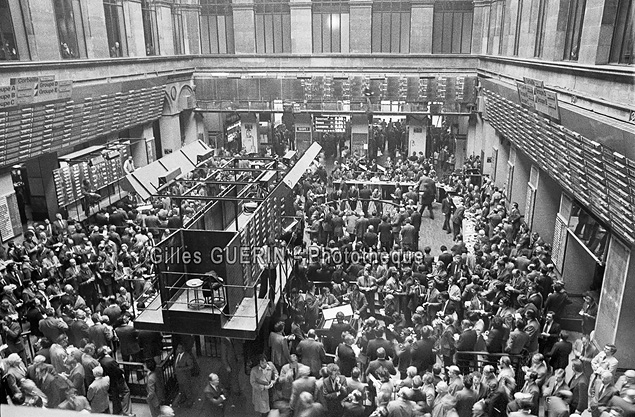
[296,329,326,377]
[116,313,141,363]
[456,319,478,375]
[543,368,570,397]
[52,213,69,238]
[145,360,165,417]
[547,332,573,371]
[438,245,453,267]
[203,372,227,417]
[524,310,542,355]
[174,343,196,407]
[378,216,393,251]
[400,219,417,251]
[589,371,619,417]
[441,194,454,234]
[289,366,317,412]
[269,321,291,371]
[455,373,478,417]
[278,353,310,401]
[98,346,132,415]
[411,326,436,374]
[568,359,589,414]
[540,311,562,355]
[322,363,348,417]
[87,366,111,413]
[544,281,572,321]
[366,327,394,361]
[365,347,397,379]
[39,308,69,342]
[545,390,573,417]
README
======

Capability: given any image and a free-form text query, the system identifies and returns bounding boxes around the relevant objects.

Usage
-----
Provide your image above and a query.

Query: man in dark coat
[98,346,132,415]
[546,332,573,371]
[296,329,326,377]
[441,193,454,234]
[115,314,141,362]
[456,320,478,375]
[568,359,589,414]
[411,327,436,374]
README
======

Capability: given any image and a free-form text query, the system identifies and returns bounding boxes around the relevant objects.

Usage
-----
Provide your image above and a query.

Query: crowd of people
[248,150,633,417]
[0,195,180,415]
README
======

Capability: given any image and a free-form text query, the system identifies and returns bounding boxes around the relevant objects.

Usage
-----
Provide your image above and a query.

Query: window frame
[103,0,128,57]
[609,0,634,64]
[371,0,411,53]
[141,0,160,56]
[254,0,291,53]
[562,0,587,61]
[432,1,473,54]
[312,0,350,53]
[200,0,235,54]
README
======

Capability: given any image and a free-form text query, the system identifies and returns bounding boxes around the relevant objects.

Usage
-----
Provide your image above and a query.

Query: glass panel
[0,0,18,60]
[401,11,410,53]
[332,13,340,52]
[54,0,80,58]
[381,12,391,51]
[226,14,235,53]
[461,11,472,53]
[264,13,274,52]
[201,16,211,53]
[282,13,291,52]
[322,14,331,52]
[443,13,453,52]
[391,12,400,52]
[313,13,322,52]
[217,15,227,53]
[371,12,381,52]
[432,12,443,53]
[255,14,265,53]
[452,12,462,53]
[209,14,219,53]
[273,14,283,52]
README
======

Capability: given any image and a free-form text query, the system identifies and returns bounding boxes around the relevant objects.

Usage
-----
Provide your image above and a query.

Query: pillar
[407,116,427,156]
[541,0,569,60]
[24,0,60,60]
[351,115,369,157]
[24,153,60,221]
[597,237,635,368]
[82,0,111,58]
[577,0,615,64]
[471,0,490,54]
[159,115,181,156]
[531,167,560,243]
[182,110,198,145]
[123,0,145,57]
[294,114,312,154]
[156,1,175,55]
[289,0,312,53]
[232,0,256,53]
[349,0,372,53]
[410,0,434,53]
[510,147,530,209]
[181,1,201,54]
[240,113,258,154]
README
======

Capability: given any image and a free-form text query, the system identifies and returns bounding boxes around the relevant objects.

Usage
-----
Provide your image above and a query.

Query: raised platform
[223,297,270,334]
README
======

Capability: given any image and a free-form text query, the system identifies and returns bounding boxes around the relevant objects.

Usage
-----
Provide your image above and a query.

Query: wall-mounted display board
[194,75,478,107]
[484,89,635,245]
[0,86,163,169]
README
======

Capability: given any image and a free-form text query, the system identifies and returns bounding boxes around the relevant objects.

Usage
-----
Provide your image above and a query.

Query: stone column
[410,0,434,53]
[156,0,175,55]
[578,0,614,64]
[232,0,256,53]
[471,0,490,54]
[349,0,372,53]
[289,0,312,53]
[123,0,145,57]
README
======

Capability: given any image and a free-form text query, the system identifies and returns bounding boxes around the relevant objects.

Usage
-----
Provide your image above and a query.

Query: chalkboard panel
[596,238,630,345]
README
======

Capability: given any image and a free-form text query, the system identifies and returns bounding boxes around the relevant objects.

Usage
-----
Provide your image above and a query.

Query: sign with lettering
[0,85,16,108]
[517,78,559,121]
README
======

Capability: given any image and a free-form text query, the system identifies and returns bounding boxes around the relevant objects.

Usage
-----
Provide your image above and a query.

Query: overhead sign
[516,78,559,121]
[3,76,73,108]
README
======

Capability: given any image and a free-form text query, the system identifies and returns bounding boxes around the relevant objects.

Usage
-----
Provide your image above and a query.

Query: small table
[185,278,205,310]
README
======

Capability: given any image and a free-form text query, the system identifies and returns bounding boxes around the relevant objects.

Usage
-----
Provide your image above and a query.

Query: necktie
[293,367,296,380]
[177,353,183,365]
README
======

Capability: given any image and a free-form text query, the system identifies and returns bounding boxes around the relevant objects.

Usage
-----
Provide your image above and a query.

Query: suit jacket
[116,324,141,356]
[547,340,572,370]
[322,375,348,412]
[269,331,291,368]
[542,376,570,397]
[147,370,165,408]
[290,376,317,411]
[68,319,90,348]
[174,351,194,380]
[506,328,530,354]
[99,355,125,389]
[297,338,326,377]
[568,373,589,413]
[39,316,68,342]
[455,387,478,417]
[87,376,111,412]
[590,381,618,409]
[539,321,561,353]
[365,358,397,378]
[88,323,110,349]
[457,329,478,352]
[411,337,436,373]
